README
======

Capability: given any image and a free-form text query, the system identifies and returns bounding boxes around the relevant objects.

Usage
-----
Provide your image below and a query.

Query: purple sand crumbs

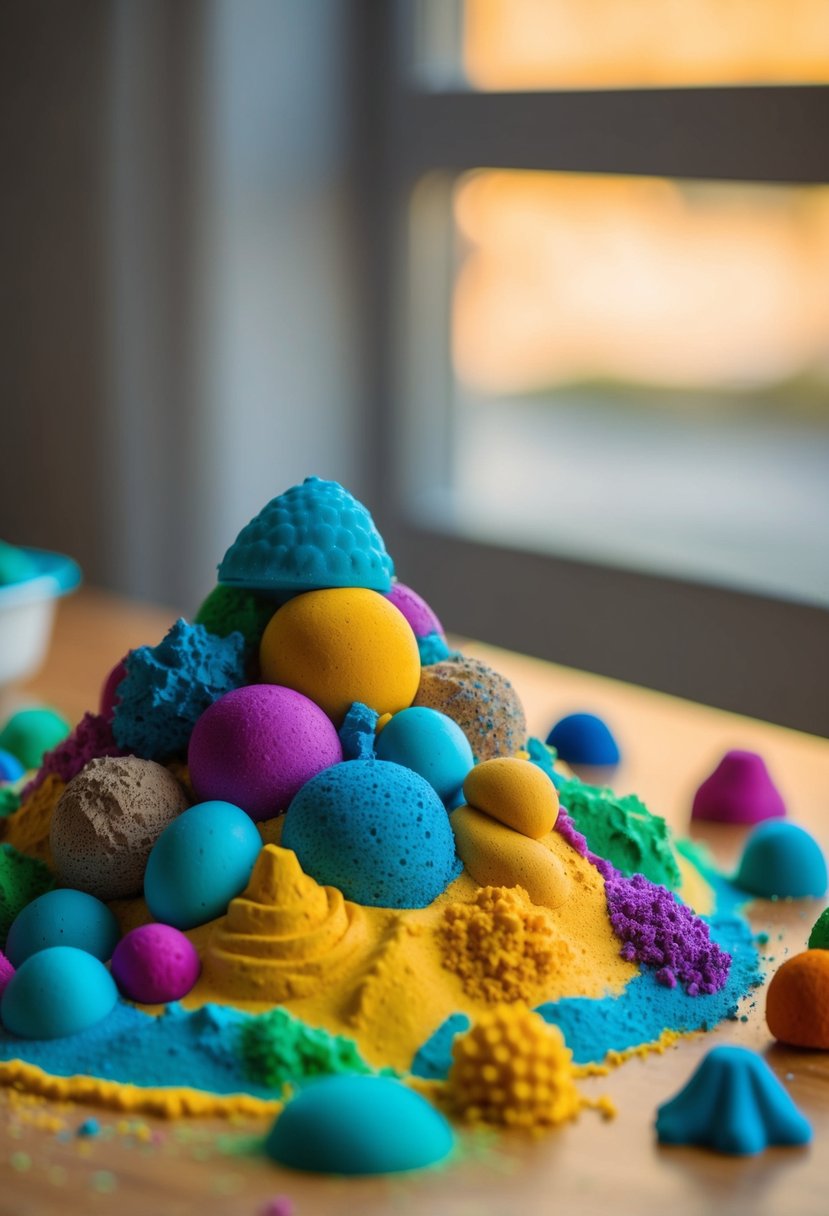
[604,872,731,995]
[555,800,730,996]
[22,713,126,798]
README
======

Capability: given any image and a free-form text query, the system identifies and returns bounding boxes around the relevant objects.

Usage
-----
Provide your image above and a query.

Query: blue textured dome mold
[656,1045,812,1155]
[218,477,395,594]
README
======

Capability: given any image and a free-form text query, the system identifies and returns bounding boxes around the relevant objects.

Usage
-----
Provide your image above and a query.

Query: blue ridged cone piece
[656,1045,812,1155]
[546,712,621,767]
[735,820,828,899]
[218,477,395,594]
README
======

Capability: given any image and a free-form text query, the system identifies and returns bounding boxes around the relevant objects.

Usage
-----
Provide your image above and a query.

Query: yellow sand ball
[447,1006,585,1130]
[463,757,559,839]
[259,588,421,725]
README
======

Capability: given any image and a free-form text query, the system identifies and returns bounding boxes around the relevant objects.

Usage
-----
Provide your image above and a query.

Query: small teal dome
[735,820,827,899]
[1,946,118,1039]
[218,478,394,594]
[265,1075,454,1174]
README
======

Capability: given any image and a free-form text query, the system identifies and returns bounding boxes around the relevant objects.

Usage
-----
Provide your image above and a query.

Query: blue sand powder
[0,1003,278,1099]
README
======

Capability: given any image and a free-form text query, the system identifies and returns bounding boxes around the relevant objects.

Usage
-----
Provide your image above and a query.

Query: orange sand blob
[439,885,572,1003]
[445,1006,587,1130]
[766,950,829,1048]
[4,775,65,866]
[259,588,420,725]
[451,805,571,909]
[204,845,367,1002]
[463,756,558,839]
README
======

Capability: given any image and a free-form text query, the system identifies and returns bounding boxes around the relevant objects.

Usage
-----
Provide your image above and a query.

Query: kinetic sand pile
[0,478,768,1163]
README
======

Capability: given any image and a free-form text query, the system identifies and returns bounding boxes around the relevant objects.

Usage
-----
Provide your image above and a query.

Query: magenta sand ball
[188,684,343,822]
[111,923,201,1004]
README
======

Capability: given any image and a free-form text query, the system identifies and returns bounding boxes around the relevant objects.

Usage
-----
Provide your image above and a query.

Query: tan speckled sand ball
[50,756,190,900]
[412,656,526,761]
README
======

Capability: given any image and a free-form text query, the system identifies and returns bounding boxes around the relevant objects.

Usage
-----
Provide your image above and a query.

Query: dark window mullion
[390,86,829,183]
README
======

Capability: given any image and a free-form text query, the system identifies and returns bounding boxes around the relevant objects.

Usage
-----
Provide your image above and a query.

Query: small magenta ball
[0,946,117,1039]
[5,889,120,967]
[111,923,201,1003]
[144,800,263,929]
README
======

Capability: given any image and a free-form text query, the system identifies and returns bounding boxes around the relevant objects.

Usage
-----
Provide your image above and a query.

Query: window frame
[352,1,829,736]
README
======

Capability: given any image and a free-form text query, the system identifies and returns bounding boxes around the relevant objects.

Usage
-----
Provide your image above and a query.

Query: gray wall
[0,0,362,613]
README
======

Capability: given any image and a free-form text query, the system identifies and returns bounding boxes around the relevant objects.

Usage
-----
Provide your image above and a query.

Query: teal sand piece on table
[656,1045,812,1155]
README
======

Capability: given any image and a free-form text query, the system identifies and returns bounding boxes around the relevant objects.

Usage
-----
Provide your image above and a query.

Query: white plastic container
[0,549,82,696]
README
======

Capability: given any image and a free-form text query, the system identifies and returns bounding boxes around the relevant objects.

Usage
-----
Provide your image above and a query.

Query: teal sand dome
[218,477,395,594]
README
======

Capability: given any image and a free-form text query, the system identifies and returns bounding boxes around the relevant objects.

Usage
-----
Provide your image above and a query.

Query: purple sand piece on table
[691,750,786,825]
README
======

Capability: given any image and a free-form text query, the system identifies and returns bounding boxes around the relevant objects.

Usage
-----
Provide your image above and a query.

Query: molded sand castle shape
[0,478,767,1160]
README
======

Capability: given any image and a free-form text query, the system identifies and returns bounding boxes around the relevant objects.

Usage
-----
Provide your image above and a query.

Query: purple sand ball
[188,684,343,823]
[385,582,444,640]
[111,923,200,1003]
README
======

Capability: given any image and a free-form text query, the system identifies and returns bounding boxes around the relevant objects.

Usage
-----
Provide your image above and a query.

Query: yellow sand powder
[441,1006,603,1131]
[0,1060,279,1119]
[439,885,573,1003]
[179,829,637,1072]
[4,775,64,866]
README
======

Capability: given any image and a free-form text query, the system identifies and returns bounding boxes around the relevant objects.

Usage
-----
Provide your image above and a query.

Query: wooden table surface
[4,587,829,1216]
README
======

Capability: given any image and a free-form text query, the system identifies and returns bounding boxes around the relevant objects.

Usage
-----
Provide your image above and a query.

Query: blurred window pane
[459,0,829,89]
[409,171,829,606]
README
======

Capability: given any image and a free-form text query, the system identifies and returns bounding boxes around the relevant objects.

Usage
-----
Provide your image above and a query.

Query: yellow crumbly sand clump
[439,885,572,1003]
[3,774,65,866]
[442,1006,610,1130]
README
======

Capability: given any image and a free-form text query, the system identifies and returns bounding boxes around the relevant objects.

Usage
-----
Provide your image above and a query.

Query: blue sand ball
[282,759,462,908]
[374,707,474,803]
[265,1075,455,1175]
[0,749,24,784]
[5,889,120,967]
[144,801,263,929]
[735,820,828,899]
[1,946,118,1039]
[546,712,621,767]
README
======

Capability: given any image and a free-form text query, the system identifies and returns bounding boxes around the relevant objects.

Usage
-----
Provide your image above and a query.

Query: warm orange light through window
[453,172,829,397]
[463,0,829,89]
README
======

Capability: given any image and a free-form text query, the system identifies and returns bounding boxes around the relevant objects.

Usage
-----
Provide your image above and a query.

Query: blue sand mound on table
[546,712,620,767]
[656,1045,812,1154]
